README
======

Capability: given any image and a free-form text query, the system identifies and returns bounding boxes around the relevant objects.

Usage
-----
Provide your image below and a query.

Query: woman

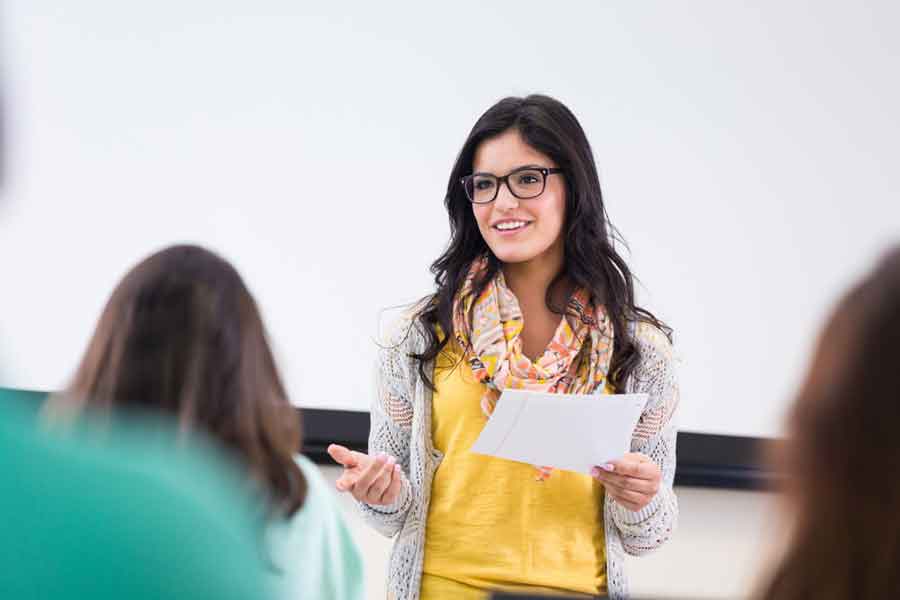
[47,244,364,600]
[758,246,900,599]
[329,95,679,599]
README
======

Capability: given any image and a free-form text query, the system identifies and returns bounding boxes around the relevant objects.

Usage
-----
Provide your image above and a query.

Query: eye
[517,174,540,185]
[474,178,495,191]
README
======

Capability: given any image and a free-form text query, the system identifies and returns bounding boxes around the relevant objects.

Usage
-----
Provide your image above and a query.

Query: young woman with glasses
[330,95,680,600]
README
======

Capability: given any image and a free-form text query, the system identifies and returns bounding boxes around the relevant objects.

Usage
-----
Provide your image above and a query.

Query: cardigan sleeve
[355,315,417,538]
[607,321,680,555]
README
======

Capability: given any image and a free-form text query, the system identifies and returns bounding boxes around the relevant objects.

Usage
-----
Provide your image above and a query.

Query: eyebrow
[471,163,548,176]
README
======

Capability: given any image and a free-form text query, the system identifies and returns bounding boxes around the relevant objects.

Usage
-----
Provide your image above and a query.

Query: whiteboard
[1,1,898,437]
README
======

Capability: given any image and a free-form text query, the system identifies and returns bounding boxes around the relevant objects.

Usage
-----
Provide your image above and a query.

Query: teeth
[495,221,527,231]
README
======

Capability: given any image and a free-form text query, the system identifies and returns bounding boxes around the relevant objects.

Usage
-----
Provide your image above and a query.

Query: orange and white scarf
[452,256,615,480]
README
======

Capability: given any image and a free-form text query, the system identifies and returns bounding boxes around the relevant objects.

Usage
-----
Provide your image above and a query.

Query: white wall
[319,464,782,600]
[0,4,885,595]
[2,2,899,438]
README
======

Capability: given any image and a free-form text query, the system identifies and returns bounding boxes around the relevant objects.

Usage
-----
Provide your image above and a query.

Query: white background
[2,1,898,437]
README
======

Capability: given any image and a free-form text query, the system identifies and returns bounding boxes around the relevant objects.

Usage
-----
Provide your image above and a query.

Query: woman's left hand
[591,452,661,512]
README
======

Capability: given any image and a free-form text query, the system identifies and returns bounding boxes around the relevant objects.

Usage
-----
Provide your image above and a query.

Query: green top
[267,455,365,600]
[0,395,274,600]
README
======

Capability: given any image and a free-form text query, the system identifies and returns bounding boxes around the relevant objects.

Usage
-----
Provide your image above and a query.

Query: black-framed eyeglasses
[460,166,564,205]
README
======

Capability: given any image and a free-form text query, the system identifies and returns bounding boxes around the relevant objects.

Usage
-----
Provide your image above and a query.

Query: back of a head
[56,244,307,516]
[762,245,900,599]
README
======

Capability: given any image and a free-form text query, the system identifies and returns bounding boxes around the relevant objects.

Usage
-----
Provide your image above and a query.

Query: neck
[501,245,567,309]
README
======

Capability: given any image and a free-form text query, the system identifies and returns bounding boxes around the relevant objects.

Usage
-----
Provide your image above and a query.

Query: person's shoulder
[629,318,675,367]
[285,454,358,550]
[377,298,432,353]
[1,409,272,600]
[279,454,363,599]
[292,453,341,515]
[293,453,326,491]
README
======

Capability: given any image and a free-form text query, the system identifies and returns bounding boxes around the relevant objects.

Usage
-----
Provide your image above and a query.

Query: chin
[489,245,542,264]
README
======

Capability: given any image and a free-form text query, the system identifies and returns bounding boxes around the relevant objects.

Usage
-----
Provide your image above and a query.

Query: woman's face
[470,129,566,267]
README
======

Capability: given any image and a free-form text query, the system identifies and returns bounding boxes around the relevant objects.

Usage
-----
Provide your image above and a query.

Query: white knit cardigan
[357,315,680,600]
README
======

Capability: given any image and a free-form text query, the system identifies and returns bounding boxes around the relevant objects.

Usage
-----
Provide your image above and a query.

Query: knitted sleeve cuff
[612,489,665,528]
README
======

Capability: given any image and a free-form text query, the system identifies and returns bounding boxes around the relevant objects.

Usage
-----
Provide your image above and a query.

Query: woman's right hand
[326,444,404,506]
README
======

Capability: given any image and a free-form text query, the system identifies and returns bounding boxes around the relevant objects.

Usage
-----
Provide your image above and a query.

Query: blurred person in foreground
[46,243,364,600]
[0,85,271,599]
[0,402,274,599]
[758,245,900,600]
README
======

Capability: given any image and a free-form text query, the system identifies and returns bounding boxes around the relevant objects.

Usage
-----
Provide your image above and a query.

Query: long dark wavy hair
[411,94,671,390]
[48,245,307,517]
[759,245,900,600]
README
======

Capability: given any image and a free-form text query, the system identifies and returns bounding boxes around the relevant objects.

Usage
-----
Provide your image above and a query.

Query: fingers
[605,453,658,479]
[330,444,369,493]
[603,479,659,500]
[346,452,401,505]
[592,470,660,495]
[608,490,644,512]
[592,453,661,511]
[331,445,373,493]
[601,474,653,511]
[335,472,356,493]
[328,447,404,505]
[352,452,389,494]
[327,444,359,468]
[363,455,397,501]
[380,464,403,505]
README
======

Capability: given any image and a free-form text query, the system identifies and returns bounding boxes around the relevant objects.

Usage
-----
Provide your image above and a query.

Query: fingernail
[394,464,401,472]
[591,467,600,477]
[602,463,615,472]
[387,456,396,466]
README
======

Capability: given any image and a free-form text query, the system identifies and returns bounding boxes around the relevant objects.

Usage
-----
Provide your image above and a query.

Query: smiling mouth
[493,220,531,232]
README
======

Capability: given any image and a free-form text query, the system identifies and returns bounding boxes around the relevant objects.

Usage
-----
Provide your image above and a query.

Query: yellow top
[420,344,607,600]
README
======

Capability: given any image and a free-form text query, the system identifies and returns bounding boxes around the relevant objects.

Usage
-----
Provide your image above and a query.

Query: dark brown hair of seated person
[47,244,306,516]
[759,245,900,600]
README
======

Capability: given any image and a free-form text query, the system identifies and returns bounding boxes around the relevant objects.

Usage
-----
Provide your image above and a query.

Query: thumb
[327,444,358,468]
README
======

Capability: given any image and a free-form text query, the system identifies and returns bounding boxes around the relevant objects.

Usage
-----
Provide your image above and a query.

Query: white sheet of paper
[469,389,648,475]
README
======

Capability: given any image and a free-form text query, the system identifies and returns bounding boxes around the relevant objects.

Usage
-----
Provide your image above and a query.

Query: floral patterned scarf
[452,256,615,480]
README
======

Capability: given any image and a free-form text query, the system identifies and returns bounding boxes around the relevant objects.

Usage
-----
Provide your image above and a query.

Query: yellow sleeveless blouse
[420,344,608,599]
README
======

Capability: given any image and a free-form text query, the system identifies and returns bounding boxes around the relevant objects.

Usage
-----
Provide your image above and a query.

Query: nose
[494,181,519,211]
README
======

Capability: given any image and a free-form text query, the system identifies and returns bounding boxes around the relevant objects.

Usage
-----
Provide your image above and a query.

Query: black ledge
[300,408,779,491]
[1,388,778,491]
